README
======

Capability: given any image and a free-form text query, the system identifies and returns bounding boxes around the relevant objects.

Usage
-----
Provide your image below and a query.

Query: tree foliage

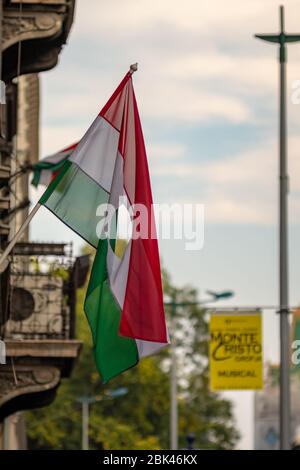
[26,256,239,450]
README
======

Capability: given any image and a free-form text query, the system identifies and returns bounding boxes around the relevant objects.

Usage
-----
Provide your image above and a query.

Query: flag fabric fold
[39,71,168,382]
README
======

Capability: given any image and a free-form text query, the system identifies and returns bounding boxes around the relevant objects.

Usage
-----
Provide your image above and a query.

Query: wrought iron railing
[3,242,75,340]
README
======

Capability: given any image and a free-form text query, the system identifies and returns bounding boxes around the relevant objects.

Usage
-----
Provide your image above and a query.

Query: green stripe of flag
[31,157,69,187]
[85,238,138,383]
[40,161,109,248]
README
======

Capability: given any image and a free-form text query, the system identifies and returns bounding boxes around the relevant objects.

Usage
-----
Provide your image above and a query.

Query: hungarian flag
[39,71,168,382]
[31,142,78,187]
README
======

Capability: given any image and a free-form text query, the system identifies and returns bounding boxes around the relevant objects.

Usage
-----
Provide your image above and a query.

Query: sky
[29,0,300,449]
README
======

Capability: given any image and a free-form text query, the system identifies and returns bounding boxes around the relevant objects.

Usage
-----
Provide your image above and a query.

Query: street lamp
[77,387,128,450]
[206,290,234,301]
[165,290,234,450]
[255,5,300,449]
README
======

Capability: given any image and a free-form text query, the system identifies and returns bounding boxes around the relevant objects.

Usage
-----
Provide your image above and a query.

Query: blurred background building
[254,366,300,449]
[0,0,88,450]
[254,310,300,450]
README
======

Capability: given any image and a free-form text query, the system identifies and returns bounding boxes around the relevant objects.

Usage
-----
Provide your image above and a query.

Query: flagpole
[170,299,178,450]
[0,202,41,270]
[255,5,300,449]
[279,22,290,450]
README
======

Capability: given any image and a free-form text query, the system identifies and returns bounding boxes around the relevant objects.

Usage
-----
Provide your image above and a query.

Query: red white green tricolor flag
[39,70,169,382]
[31,142,78,187]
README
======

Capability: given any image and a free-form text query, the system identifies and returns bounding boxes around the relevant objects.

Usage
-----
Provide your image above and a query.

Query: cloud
[40,0,300,132]
[167,54,278,93]
[73,0,278,39]
[41,63,252,125]
[40,125,84,155]
[152,136,300,225]
[147,143,186,160]
[138,80,252,123]
[39,0,300,227]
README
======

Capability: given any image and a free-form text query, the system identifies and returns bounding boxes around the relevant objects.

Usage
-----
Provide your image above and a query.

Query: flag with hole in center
[39,71,169,382]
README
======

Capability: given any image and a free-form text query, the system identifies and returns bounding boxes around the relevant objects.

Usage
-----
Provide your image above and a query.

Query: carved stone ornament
[0,365,61,421]
[3,13,62,51]
[2,1,75,81]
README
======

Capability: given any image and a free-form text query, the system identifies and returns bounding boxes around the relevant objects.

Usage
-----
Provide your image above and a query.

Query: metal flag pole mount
[0,202,41,271]
[255,5,300,450]
[130,63,138,74]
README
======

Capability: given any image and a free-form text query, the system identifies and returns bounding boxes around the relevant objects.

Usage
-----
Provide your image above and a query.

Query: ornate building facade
[0,0,86,449]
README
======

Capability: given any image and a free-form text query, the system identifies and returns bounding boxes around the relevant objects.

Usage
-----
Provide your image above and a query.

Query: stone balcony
[0,242,89,422]
[3,0,76,82]
[0,339,81,420]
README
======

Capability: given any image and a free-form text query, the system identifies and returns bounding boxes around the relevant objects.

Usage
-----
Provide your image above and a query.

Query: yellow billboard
[209,311,263,391]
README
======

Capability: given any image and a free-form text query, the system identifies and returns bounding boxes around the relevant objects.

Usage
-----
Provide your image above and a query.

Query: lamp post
[77,387,128,450]
[255,5,300,450]
[165,290,234,450]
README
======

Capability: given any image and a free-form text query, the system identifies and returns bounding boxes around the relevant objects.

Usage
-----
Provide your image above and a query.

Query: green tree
[163,271,239,449]
[26,258,239,450]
